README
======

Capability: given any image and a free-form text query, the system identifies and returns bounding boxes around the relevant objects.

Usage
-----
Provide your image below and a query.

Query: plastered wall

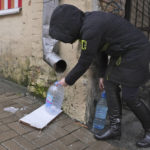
[58,0,93,123]
[0,0,57,98]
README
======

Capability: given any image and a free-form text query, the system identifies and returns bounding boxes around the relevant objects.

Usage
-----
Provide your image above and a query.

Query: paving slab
[0,145,7,150]
[68,140,88,150]
[14,136,37,150]
[0,130,18,142]
[60,134,78,146]
[85,141,124,150]
[71,128,97,145]
[8,122,33,135]
[2,140,24,150]
[41,140,70,150]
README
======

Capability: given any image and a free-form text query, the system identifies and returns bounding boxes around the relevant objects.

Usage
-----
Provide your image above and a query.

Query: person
[49,4,150,148]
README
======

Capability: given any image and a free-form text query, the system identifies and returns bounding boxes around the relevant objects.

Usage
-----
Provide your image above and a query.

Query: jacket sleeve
[65,38,100,85]
[98,51,108,78]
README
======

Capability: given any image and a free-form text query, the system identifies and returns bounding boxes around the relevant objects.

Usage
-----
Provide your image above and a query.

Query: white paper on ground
[4,107,19,113]
[19,104,62,129]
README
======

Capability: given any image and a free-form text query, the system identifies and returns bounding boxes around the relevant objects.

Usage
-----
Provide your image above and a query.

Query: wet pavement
[0,78,149,150]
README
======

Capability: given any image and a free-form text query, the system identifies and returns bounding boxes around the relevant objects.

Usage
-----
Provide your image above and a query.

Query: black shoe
[136,132,150,148]
[94,122,121,140]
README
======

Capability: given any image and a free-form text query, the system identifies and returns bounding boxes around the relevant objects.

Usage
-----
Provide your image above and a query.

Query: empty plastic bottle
[92,91,108,131]
[45,81,64,113]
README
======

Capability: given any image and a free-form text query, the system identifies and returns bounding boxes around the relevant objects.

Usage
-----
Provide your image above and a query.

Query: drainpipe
[42,0,67,73]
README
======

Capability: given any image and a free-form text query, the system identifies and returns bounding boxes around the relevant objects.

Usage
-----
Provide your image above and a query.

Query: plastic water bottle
[92,91,108,131]
[45,81,64,113]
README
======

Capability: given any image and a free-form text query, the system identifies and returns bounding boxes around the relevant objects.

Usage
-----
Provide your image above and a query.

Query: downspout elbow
[43,51,67,73]
[42,0,67,73]
[42,37,67,73]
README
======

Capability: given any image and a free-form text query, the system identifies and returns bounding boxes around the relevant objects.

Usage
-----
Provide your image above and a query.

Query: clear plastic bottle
[45,81,64,113]
[92,91,108,131]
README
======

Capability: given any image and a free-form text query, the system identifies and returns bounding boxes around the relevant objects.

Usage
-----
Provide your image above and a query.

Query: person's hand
[99,78,104,91]
[58,78,68,87]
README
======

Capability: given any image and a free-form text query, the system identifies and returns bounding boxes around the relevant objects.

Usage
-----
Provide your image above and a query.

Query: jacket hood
[49,4,84,44]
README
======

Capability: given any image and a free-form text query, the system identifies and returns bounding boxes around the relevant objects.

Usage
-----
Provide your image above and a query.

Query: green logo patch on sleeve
[81,40,87,50]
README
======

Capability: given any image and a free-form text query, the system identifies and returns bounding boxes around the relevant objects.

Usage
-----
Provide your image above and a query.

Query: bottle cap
[54,81,59,85]
[54,81,61,86]
[54,81,62,86]
[101,91,106,98]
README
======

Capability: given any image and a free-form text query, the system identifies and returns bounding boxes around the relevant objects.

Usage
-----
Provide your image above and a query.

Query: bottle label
[96,107,108,119]
[46,93,53,105]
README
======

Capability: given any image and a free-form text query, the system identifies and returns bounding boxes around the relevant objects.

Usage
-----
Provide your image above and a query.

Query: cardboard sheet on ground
[19,104,62,129]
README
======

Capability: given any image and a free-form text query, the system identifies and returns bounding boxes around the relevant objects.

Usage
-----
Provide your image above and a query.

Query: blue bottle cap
[54,81,61,86]
[54,81,59,85]
[101,91,106,98]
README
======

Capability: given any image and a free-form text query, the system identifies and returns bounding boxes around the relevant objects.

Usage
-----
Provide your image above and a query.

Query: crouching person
[49,4,150,147]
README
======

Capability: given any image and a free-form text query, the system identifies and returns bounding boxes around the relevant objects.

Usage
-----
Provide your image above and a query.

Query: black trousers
[104,80,150,130]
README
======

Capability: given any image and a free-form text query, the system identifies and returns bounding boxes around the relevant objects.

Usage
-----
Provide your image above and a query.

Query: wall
[58,0,93,123]
[0,0,57,98]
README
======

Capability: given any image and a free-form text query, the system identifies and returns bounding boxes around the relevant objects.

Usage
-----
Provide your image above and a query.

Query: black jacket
[50,4,150,87]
